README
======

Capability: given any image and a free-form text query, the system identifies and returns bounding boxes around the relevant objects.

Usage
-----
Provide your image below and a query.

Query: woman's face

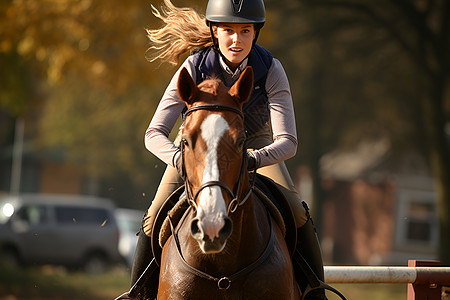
[214,23,255,71]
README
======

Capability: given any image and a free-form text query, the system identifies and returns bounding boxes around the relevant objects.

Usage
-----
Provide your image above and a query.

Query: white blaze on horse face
[197,113,230,241]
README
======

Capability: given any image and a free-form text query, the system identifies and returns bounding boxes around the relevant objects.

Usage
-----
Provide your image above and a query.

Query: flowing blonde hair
[146,0,213,65]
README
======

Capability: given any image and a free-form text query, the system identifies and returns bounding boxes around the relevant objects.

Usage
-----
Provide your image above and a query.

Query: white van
[0,194,122,273]
[115,208,144,268]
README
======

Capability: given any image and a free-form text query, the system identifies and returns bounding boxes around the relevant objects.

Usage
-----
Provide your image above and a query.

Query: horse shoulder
[243,200,297,299]
[158,236,196,300]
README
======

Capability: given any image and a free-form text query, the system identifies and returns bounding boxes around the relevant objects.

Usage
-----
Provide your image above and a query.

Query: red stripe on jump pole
[408,260,444,300]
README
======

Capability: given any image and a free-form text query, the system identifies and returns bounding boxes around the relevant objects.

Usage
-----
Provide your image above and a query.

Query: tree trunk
[425,76,450,265]
[308,40,329,236]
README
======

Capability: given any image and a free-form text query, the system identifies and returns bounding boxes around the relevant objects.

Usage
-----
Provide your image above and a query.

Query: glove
[173,151,184,178]
[247,152,257,171]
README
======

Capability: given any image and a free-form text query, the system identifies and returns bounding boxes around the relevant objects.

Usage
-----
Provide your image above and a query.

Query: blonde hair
[146,0,213,65]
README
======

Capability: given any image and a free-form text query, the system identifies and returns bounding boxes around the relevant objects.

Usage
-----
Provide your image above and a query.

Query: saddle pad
[253,186,286,236]
[151,185,186,266]
[253,174,297,255]
[159,195,189,248]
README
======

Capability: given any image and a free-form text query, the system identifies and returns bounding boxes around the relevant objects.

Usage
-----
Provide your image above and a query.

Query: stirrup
[302,280,346,300]
[114,258,158,300]
[294,252,346,300]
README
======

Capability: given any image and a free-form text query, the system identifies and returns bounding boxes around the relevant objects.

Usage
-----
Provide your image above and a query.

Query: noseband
[181,104,255,215]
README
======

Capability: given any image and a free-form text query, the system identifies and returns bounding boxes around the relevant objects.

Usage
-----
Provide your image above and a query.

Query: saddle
[151,174,297,265]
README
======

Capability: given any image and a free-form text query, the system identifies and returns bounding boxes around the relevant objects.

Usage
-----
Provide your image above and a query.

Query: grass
[327,283,406,299]
[0,264,411,300]
[0,264,130,300]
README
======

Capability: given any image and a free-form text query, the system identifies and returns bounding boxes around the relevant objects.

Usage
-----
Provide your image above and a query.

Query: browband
[184,104,244,119]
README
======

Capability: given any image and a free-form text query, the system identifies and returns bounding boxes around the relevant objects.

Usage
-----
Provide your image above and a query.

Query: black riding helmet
[206,0,265,24]
[205,0,266,48]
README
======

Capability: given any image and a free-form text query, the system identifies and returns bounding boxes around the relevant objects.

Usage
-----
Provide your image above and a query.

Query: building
[298,140,438,265]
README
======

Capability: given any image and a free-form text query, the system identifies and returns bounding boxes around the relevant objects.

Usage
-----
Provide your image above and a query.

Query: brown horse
[156,66,300,299]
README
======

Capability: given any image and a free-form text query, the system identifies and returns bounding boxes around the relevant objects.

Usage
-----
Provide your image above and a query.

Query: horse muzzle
[190,216,233,254]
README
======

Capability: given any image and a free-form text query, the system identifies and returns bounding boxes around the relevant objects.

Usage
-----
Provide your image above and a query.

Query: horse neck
[231,192,271,261]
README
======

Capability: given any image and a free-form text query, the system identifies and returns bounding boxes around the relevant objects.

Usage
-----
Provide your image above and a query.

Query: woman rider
[129,0,327,299]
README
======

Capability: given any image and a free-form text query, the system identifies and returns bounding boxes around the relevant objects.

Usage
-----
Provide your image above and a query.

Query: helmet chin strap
[209,24,220,50]
[252,26,261,47]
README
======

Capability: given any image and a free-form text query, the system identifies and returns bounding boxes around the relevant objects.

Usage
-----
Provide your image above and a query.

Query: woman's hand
[247,151,257,171]
[173,151,184,178]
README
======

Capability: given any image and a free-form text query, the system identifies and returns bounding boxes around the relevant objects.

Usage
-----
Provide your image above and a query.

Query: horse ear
[177,67,198,104]
[229,66,254,104]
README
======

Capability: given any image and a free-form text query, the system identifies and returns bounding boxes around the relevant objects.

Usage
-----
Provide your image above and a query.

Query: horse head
[177,66,254,254]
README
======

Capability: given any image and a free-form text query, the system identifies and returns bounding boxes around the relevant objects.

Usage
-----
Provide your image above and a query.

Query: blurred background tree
[266,0,449,263]
[0,0,200,207]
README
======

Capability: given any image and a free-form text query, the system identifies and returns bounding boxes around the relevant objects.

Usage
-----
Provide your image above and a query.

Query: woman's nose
[231,33,239,43]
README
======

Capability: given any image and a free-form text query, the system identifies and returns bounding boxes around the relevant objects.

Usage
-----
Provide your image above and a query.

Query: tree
[0,0,205,205]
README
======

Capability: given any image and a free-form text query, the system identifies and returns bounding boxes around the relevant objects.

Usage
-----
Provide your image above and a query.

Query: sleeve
[250,58,298,168]
[144,58,197,167]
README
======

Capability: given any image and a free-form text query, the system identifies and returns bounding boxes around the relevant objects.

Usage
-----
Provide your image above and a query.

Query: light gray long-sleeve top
[144,54,298,169]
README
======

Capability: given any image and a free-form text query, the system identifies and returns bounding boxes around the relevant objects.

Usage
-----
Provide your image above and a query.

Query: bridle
[180,104,256,215]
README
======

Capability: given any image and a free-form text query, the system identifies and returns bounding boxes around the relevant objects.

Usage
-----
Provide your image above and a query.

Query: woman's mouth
[229,47,243,54]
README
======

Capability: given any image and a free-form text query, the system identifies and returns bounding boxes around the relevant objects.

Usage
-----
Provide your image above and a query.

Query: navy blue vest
[191,45,273,136]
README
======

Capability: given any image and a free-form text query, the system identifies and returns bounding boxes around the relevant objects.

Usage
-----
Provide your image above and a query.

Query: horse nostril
[190,218,203,239]
[219,217,233,240]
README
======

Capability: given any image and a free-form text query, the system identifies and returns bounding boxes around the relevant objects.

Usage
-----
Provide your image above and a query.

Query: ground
[3,264,448,300]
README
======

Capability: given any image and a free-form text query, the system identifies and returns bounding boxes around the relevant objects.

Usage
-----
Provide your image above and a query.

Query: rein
[169,206,275,290]
[181,104,255,215]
